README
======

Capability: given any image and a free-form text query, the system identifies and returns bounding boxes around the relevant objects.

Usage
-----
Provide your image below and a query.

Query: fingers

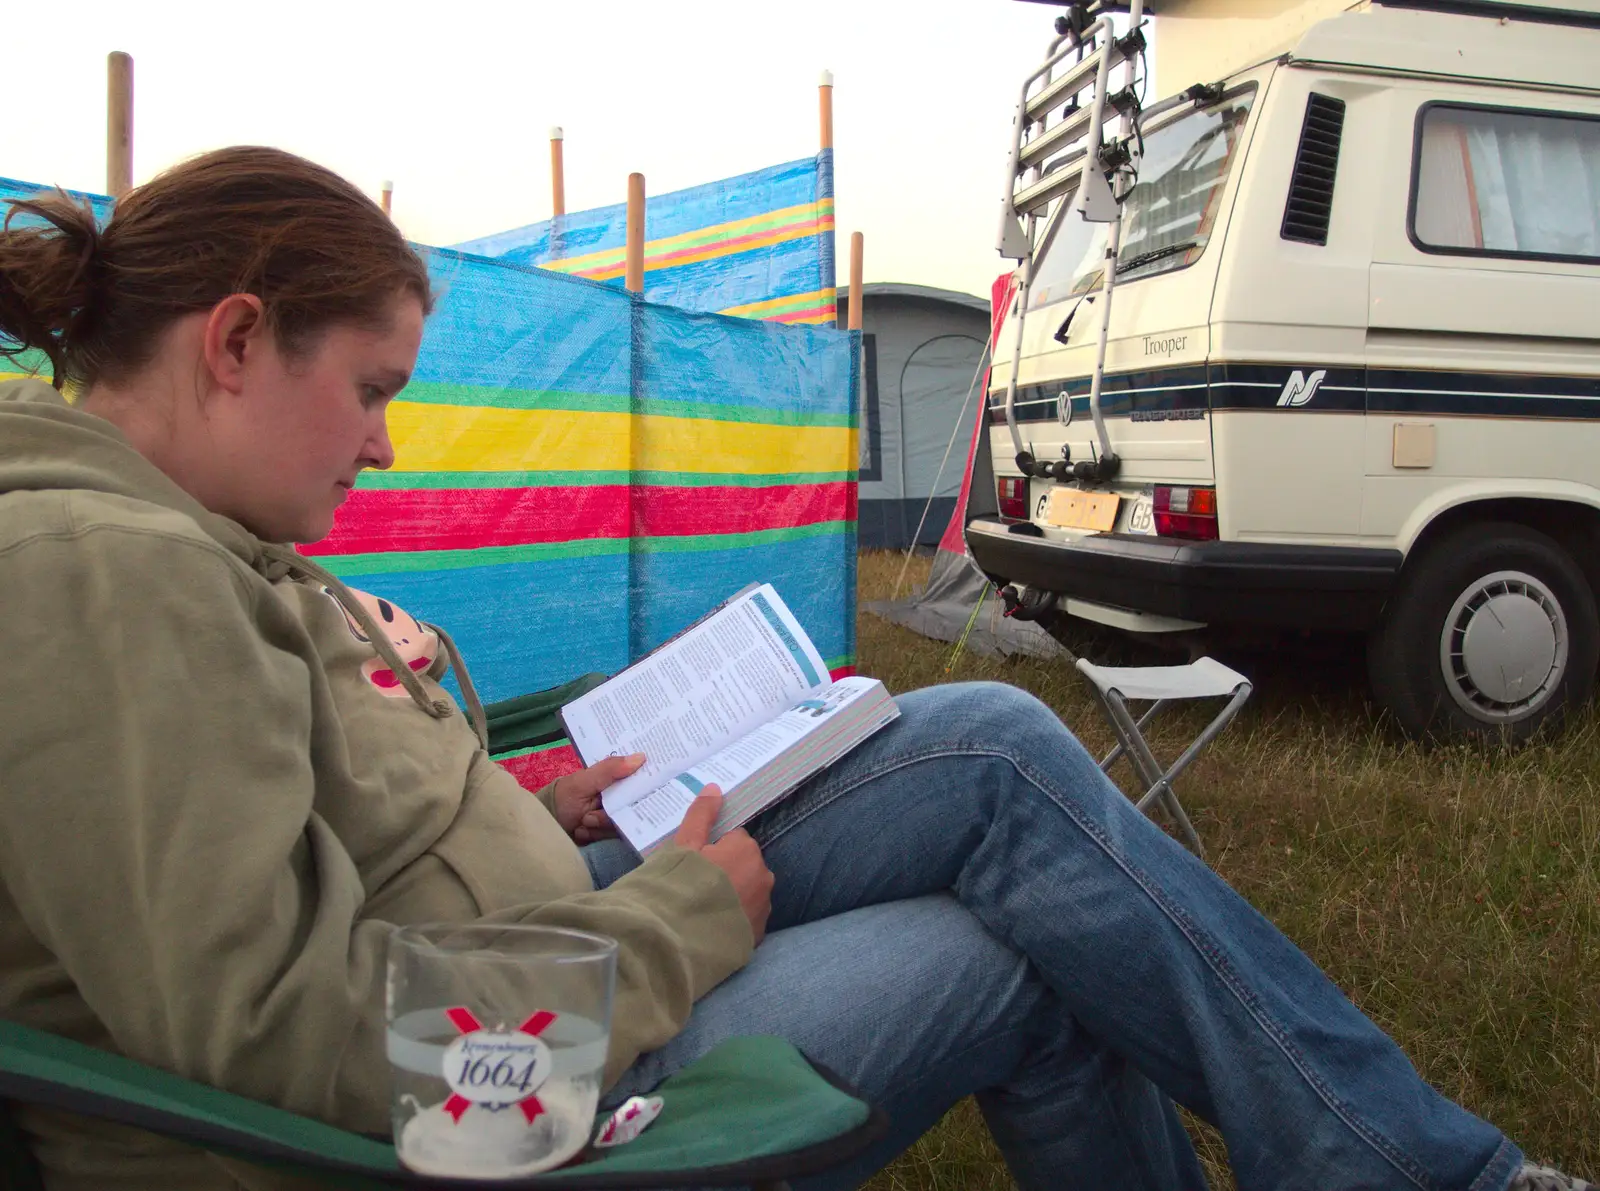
[573,809,615,844]
[596,752,646,785]
[561,753,646,798]
[672,792,724,850]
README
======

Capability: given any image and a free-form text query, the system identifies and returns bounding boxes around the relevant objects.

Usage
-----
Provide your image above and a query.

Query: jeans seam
[769,739,1442,1191]
[1012,748,1440,1191]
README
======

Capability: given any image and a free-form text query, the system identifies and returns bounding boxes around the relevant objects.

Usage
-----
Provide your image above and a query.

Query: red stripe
[634,482,856,538]
[304,487,629,557]
[446,1006,483,1034]
[828,664,856,681]
[573,217,833,280]
[767,305,837,324]
[498,745,584,793]
[303,482,858,557]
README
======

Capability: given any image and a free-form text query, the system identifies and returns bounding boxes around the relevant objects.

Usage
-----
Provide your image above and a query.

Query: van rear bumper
[965,518,1401,631]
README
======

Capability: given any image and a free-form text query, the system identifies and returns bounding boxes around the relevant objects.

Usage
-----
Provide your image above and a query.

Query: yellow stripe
[720,287,837,318]
[637,414,850,474]
[544,198,835,276]
[386,403,633,472]
[569,219,835,284]
[386,401,852,474]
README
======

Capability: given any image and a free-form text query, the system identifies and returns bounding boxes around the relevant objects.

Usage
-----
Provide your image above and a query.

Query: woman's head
[0,146,432,543]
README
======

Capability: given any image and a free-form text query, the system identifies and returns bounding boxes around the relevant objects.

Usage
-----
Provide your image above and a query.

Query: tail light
[1153,485,1219,540]
[997,476,1028,520]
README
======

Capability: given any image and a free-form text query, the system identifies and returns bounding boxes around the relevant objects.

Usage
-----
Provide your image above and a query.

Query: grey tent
[857,274,1069,660]
[836,284,990,550]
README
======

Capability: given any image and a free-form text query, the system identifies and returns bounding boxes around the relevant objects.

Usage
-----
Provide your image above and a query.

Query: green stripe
[823,654,855,672]
[401,383,627,412]
[356,470,856,490]
[633,469,855,487]
[635,521,853,554]
[315,521,854,577]
[397,384,852,428]
[637,398,853,428]
[321,539,632,576]
[494,740,571,761]
[1,348,52,378]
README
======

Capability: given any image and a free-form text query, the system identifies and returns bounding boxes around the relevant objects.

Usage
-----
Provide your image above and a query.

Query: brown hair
[0,146,432,392]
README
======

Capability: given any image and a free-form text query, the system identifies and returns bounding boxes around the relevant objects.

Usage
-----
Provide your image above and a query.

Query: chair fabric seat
[0,1020,884,1190]
[1075,657,1249,703]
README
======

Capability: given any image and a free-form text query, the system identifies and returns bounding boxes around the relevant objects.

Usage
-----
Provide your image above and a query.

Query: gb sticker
[439,1008,557,1123]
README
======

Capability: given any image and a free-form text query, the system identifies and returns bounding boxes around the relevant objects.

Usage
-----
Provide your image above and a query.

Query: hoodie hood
[0,376,488,744]
[0,376,264,569]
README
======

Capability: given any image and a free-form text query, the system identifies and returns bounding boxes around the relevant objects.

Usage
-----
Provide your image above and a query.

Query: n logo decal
[1277,369,1327,408]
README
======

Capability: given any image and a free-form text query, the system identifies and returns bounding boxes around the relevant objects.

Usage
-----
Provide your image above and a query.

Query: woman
[0,147,1586,1191]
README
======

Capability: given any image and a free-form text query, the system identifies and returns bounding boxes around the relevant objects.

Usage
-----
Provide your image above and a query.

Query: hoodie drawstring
[260,544,490,751]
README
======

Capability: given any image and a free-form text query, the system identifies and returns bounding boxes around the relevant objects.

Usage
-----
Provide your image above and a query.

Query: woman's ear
[200,293,269,395]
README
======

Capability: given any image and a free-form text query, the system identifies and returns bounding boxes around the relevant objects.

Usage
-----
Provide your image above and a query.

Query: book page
[563,585,830,811]
[606,677,887,853]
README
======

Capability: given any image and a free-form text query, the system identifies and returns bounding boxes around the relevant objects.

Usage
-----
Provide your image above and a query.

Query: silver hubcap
[1440,570,1568,723]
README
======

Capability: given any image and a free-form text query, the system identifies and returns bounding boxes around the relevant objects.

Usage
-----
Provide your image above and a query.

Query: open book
[560,584,900,855]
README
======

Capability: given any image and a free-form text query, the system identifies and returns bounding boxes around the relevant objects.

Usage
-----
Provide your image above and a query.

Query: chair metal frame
[1078,658,1253,857]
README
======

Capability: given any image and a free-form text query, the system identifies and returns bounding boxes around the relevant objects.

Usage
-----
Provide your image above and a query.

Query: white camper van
[967,0,1600,741]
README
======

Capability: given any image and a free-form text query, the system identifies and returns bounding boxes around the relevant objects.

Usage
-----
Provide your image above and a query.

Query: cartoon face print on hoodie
[320,585,442,697]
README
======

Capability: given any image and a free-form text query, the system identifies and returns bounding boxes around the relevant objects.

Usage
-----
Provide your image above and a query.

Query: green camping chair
[0,1020,886,1190]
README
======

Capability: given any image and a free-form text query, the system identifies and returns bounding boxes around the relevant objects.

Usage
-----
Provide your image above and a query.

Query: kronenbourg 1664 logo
[1276,369,1327,407]
[439,1007,556,1124]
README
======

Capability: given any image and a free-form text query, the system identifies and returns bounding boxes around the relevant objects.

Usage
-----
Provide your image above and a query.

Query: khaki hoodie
[0,378,754,1189]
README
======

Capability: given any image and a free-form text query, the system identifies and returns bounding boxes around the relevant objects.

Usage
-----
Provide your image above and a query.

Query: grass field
[853,550,1599,1191]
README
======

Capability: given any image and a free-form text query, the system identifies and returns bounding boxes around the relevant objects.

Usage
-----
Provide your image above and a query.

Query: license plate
[1122,490,1156,536]
[1044,488,1121,532]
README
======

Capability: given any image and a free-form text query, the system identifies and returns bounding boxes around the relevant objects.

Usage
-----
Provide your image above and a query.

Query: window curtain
[1416,108,1600,257]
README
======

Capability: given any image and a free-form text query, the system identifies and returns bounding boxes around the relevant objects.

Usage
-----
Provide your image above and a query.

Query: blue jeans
[585,683,1521,1191]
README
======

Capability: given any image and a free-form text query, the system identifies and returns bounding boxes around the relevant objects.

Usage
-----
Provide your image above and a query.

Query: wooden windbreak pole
[819,69,834,151]
[550,127,566,217]
[107,52,134,198]
[847,232,864,330]
[625,173,646,294]
[380,181,393,216]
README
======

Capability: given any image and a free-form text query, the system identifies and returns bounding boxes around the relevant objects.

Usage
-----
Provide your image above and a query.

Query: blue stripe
[414,251,634,394]
[0,176,115,225]
[628,536,855,678]
[453,156,822,260]
[344,554,632,705]
[988,362,1600,421]
[638,303,854,419]
[341,534,856,706]
[621,236,830,316]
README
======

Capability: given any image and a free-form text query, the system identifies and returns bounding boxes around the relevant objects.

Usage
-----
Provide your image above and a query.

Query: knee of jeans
[941,681,1070,740]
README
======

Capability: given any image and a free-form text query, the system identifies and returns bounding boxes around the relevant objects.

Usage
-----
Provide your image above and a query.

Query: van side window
[1411,104,1600,262]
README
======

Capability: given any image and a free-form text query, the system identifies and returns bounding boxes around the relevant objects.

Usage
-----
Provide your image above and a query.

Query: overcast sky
[5,0,1142,300]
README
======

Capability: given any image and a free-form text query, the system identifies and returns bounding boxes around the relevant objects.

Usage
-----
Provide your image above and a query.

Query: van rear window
[1411,104,1600,263]
[1028,89,1256,310]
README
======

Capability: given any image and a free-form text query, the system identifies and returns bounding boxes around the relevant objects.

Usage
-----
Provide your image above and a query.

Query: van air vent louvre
[1280,93,1346,246]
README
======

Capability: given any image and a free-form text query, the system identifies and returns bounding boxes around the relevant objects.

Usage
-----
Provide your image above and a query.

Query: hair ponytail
[0,192,103,390]
[0,147,430,395]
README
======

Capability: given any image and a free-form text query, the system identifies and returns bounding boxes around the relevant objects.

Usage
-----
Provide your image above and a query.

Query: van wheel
[1368,522,1599,743]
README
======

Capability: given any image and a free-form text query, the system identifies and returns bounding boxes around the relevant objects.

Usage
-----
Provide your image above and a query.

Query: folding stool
[1075,656,1253,858]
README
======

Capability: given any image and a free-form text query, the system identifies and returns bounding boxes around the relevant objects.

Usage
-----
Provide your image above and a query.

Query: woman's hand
[673,790,774,944]
[548,754,644,845]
